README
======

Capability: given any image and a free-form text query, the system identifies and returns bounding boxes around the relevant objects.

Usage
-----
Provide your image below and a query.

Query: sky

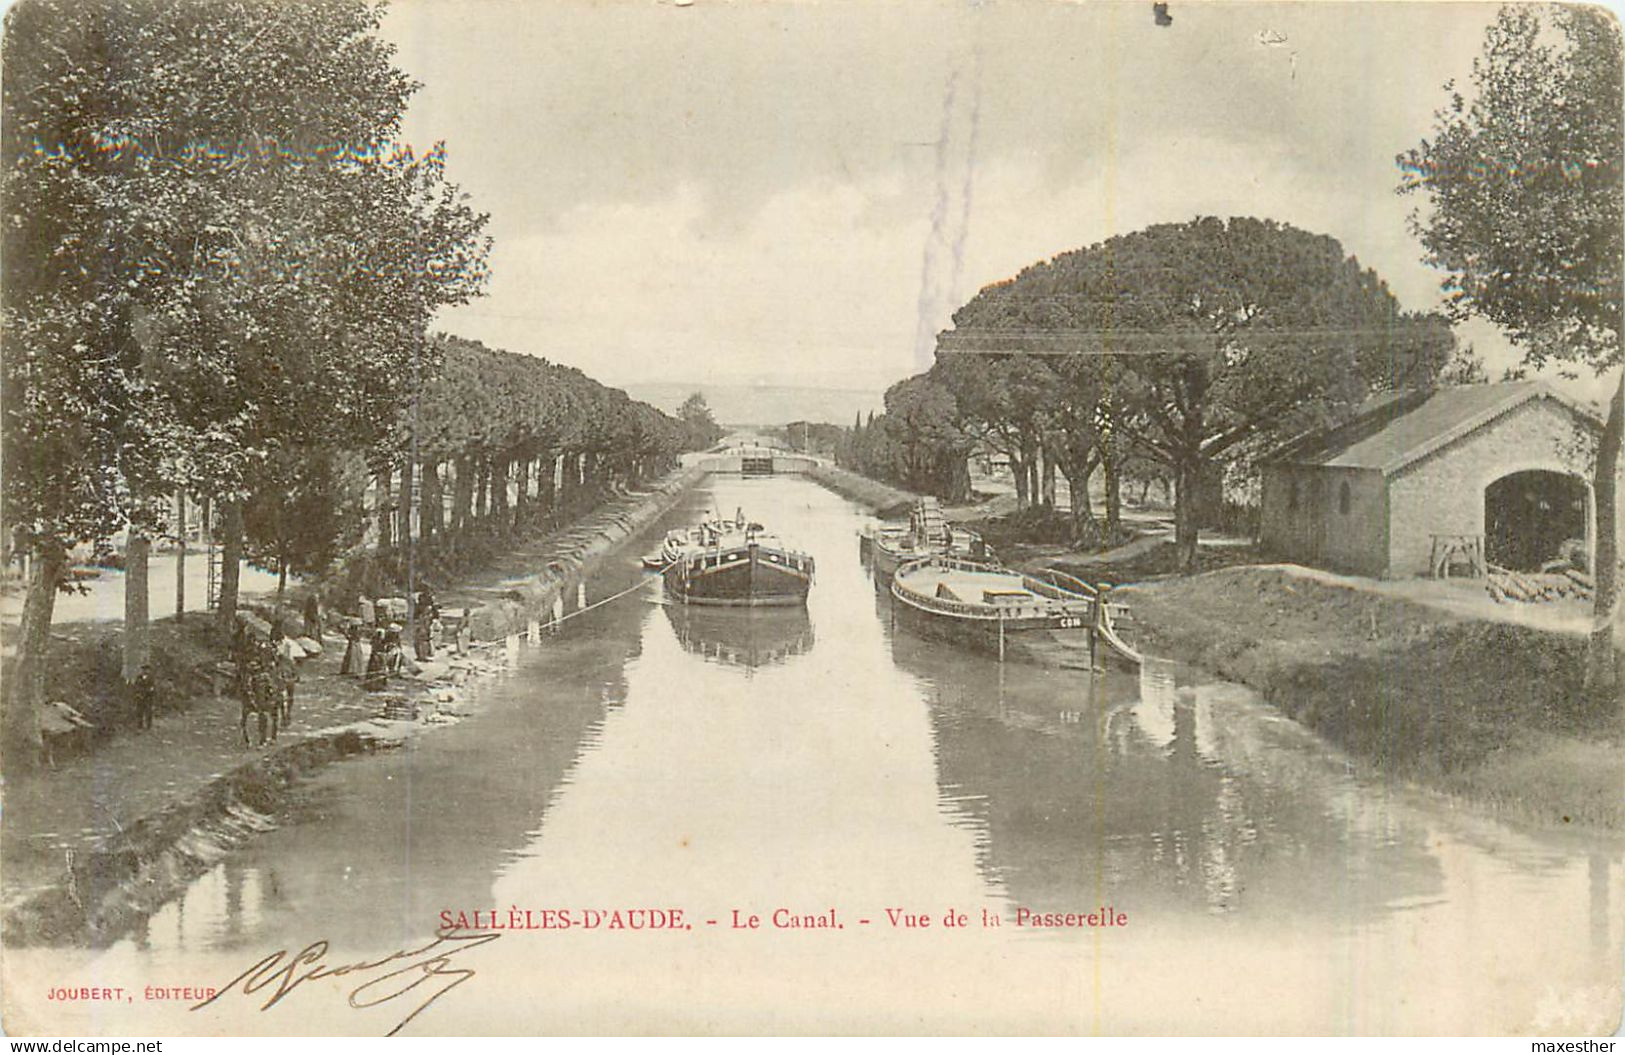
[381,0,1609,405]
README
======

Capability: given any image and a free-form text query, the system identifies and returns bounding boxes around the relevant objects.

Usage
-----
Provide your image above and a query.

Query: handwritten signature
[191,927,502,1036]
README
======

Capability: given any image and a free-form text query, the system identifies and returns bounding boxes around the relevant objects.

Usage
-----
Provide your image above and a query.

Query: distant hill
[624,382,885,427]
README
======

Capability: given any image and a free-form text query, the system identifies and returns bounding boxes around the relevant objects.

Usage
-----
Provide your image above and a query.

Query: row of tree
[239,335,693,605]
[0,0,694,763]
[405,338,689,543]
[841,217,1457,564]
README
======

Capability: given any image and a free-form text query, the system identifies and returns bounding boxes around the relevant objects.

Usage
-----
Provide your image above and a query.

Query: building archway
[1484,469,1590,572]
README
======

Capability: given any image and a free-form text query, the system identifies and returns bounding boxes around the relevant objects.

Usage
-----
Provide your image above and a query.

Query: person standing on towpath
[130,662,155,731]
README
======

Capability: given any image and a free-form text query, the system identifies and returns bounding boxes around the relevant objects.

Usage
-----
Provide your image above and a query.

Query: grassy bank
[1122,565,1624,830]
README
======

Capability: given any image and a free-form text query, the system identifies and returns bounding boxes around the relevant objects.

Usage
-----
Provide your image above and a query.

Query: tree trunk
[9,543,64,764]
[1103,449,1122,535]
[1040,450,1057,508]
[946,454,971,503]
[376,469,394,551]
[453,456,473,535]
[1063,465,1093,543]
[1173,459,1201,572]
[537,454,555,520]
[123,532,150,681]
[421,460,443,542]
[475,459,490,524]
[1584,368,1622,709]
[559,451,576,503]
[514,455,531,530]
[276,549,288,612]
[398,457,415,550]
[491,457,509,533]
[174,491,186,622]
[217,500,244,632]
[1010,455,1029,509]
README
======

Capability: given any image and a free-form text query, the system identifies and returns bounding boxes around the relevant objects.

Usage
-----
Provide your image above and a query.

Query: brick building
[1260,382,1603,578]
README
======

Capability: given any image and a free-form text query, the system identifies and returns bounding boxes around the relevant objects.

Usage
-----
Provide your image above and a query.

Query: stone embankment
[804,464,920,517]
[447,466,702,640]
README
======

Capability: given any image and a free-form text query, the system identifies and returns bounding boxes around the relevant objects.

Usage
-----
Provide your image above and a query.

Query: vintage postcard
[1,0,1621,1038]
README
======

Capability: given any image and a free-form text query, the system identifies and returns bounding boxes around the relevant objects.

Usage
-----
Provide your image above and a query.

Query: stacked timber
[1485,565,1593,605]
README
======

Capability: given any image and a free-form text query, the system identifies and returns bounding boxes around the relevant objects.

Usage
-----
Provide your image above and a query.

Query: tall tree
[940,217,1454,568]
[1399,4,1622,704]
[935,352,1055,510]
[1,0,489,758]
[241,446,365,609]
[677,392,723,451]
[881,374,974,500]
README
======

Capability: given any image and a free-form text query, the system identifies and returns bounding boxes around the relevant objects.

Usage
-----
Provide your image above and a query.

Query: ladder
[914,498,950,546]
[203,498,221,611]
[206,546,222,611]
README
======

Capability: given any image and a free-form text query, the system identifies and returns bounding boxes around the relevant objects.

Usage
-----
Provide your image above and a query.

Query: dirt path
[0,556,282,643]
[1,631,408,907]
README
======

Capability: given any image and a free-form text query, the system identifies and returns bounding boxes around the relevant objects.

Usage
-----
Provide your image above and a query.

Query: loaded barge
[889,556,1140,668]
[658,512,815,607]
[861,497,992,584]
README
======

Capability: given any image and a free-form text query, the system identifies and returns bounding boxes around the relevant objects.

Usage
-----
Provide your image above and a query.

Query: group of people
[335,588,451,693]
[228,587,457,745]
[352,621,403,692]
[413,587,446,663]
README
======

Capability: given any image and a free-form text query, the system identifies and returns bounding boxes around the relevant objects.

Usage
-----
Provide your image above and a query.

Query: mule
[241,671,280,747]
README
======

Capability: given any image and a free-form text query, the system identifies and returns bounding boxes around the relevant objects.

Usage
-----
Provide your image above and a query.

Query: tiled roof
[1271,381,1600,475]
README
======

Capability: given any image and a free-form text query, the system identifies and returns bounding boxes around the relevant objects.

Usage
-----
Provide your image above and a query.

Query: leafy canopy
[1398,5,1623,374]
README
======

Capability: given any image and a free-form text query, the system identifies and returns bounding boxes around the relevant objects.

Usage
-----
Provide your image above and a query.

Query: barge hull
[888,589,1098,667]
[665,544,813,607]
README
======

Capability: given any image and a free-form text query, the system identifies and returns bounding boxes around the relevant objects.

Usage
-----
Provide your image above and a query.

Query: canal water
[12,474,1622,1035]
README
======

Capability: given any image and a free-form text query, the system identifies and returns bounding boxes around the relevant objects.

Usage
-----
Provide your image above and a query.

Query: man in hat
[131,661,156,731]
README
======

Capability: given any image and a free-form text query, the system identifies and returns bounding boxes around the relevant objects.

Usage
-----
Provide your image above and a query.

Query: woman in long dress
[363,626,389,691]
[340,620,363,676]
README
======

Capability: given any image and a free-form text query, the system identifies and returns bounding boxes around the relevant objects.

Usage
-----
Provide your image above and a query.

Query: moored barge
[663,514,814,607]
[889,555,1140,668]
[862,497,992,584]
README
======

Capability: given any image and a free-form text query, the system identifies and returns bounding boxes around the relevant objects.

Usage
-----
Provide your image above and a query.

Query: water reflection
[662,601,815,669]
[888,608,1447,922]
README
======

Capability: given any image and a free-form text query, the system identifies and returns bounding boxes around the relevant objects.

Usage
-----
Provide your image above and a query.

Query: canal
[20,473,1622,1035]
